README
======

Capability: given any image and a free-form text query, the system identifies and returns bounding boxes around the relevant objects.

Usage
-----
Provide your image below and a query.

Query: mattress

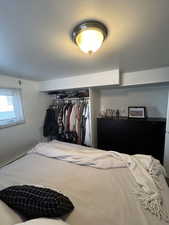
[0,146,169,225]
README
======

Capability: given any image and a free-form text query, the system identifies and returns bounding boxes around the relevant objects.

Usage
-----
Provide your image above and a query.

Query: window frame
[0,88,25,129]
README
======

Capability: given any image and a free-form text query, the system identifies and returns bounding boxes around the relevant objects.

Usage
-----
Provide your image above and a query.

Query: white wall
[0,75,51,164]
[99,85,169,118]
[164,91,169,175]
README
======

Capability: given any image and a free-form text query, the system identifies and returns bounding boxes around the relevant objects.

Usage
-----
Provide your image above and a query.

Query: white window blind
[0,88,24,128]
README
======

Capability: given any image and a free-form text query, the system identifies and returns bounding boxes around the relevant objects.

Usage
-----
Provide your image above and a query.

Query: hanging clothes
[76,103,84,144]
[43,108,58,138]
[43,98,91,146]
[65,103,73,132]
[69,104,77,132]
[84,103,92,146]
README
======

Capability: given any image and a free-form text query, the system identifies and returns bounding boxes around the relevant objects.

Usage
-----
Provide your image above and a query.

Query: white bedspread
[30,141,168,222]
[30,141,127,169]
[0,141,169,225]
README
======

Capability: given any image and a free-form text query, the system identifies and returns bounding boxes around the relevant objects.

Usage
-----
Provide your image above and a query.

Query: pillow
[0,200,24,225]
[15,218,69,225]
[0,185,74,219]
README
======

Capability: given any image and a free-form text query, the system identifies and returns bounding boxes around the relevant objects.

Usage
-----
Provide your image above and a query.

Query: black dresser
[97,117,166,164]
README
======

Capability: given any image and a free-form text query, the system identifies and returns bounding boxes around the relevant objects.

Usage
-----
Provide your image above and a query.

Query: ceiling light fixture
[72,20,108,54]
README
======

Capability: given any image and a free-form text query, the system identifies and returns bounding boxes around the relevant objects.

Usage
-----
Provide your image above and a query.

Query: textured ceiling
[0,0,169,81]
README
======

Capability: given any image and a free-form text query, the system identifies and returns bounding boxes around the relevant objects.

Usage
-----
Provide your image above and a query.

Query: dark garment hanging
[43,108,58,137]
[65,131,78,144]
[81,103,87,145]
[57,105,64,135]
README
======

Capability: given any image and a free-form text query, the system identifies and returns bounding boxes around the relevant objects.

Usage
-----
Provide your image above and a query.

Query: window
[0,88,24,128]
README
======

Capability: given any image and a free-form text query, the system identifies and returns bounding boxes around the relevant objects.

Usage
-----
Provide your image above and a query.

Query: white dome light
[72,21,108,54]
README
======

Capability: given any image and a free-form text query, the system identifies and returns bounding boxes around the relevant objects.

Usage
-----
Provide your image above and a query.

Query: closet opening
[43,88,92,146]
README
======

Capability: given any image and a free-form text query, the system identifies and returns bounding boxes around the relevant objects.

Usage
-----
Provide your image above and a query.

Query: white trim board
[39,69,120,92]
[39,67,169,92]
[122,67,169,86]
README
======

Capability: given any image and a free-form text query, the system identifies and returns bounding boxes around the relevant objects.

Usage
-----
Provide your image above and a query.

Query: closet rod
[55,97,90,101]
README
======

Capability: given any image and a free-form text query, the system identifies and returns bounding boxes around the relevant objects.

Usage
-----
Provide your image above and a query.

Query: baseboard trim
[0,152,27,169]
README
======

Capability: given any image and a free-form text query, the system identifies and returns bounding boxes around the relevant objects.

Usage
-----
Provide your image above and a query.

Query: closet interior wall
[89,88,100,148]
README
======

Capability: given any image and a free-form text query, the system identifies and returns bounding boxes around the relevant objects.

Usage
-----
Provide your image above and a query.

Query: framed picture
[128,106,147,119]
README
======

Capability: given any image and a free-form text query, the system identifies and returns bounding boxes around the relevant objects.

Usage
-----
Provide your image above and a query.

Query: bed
[0,141,169,225]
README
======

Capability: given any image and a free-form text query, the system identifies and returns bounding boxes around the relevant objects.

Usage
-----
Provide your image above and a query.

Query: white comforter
[0,141,169,225]
[30,141,168,222]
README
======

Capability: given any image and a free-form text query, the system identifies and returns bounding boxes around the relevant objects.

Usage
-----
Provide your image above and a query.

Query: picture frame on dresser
[128,106,147,119]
